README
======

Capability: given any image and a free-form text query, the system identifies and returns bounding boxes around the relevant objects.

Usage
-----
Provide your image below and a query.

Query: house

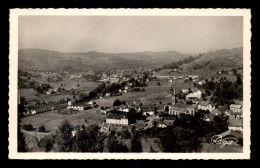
[230,104,243,113]
[88,101,96,106]
[31,110,37,115]
[182,89,189,93]
[72,130,77,137]
[198,81,204,85]
[67,104,87,111]
[185,91,201,103]
[106,114,129,125]
[68,101,72,106]
[157,121,168,128]
[228,118,243,132]
[197,101,216,112]
[211,109,223,116]
[46,89,53,95]
[225,111,242,120]
[168,104,196,116]
[218,106,230,114]
[204,113,215,122]
[105,93,111,97]
[142,106,154,116]
[119,105,129,113]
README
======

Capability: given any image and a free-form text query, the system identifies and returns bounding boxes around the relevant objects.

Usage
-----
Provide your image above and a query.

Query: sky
[19,16,243,54]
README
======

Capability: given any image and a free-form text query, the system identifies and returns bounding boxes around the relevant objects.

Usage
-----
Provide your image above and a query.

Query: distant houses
[67,101,91,111]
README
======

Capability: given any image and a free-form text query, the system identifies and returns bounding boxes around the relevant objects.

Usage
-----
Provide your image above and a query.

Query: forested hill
[160,47,243,71]
[18,49,188,72]
[181,47,243,70]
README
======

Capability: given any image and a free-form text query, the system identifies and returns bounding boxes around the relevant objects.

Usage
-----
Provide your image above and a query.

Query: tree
[213,115,229,134]
[107,135,129,152]
[130,131,142,152]
[113,99,122,107]
[18,118,27,152]
[157,82,161,86]
[75,124,104,152]
[189,77,192,81]
[55,120,74,152]
[39,135,54,152]
[38,125,46,132]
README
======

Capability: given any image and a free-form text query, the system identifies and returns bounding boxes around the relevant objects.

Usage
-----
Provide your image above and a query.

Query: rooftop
[230,104,242,109]
[228,119,243,127]
[106,113,128,120]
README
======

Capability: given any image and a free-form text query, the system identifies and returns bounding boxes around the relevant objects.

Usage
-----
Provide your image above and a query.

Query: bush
[23,124,34,131]
[39,135,55,152]
[38,125,46,132]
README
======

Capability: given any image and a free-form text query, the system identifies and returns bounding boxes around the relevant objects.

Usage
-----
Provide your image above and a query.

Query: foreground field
[201,143,243,153]
[21,108,105,132]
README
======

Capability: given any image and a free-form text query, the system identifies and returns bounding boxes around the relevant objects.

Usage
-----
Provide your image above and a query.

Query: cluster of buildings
[69,73,83,79]
[99,72,131,83]
[66,101,95,111]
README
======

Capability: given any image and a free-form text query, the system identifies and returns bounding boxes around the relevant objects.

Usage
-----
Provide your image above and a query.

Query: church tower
[171,79,176,105]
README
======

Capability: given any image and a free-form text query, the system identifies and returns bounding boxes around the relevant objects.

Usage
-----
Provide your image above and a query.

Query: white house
[67,105,84,111]
[106,114,129,125]
[182,89,189,93]
[197,101,216,112]
[31,110,37,115]
[157,122,168,128]
[230,104,243,113]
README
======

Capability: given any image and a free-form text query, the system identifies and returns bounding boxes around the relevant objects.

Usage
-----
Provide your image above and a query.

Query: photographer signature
[210,135,238,148]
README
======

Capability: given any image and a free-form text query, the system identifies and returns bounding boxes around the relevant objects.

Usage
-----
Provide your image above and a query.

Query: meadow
[21,108,106,133]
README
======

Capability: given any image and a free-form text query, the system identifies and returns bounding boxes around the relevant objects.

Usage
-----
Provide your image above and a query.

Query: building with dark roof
[106,113,128,125]
[230,104,243,113]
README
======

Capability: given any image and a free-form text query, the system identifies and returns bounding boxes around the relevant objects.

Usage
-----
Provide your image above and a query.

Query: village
[18,65,243,152]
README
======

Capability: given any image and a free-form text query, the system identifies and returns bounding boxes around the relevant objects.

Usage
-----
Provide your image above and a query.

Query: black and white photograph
[9,9,251,159]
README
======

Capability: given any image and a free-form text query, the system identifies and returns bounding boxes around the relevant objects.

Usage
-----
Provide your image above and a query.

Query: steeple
[171,79,176,105]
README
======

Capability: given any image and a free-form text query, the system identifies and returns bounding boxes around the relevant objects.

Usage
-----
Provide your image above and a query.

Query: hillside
[18,49,187,72]
[181,47,243,70]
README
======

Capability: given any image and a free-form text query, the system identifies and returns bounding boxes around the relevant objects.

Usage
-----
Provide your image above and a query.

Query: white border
[9,9,251,160]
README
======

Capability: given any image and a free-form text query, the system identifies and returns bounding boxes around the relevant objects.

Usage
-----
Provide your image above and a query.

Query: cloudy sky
[19,16,243,54]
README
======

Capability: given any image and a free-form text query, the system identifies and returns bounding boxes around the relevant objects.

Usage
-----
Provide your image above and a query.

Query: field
[201,143,243,153]
[21,108,106,133]
[20,77,100,102]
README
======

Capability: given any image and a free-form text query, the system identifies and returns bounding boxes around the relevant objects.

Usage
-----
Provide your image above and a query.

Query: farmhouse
[197,101,216,112]
[230,104,243,113]
[106,114,129,125]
